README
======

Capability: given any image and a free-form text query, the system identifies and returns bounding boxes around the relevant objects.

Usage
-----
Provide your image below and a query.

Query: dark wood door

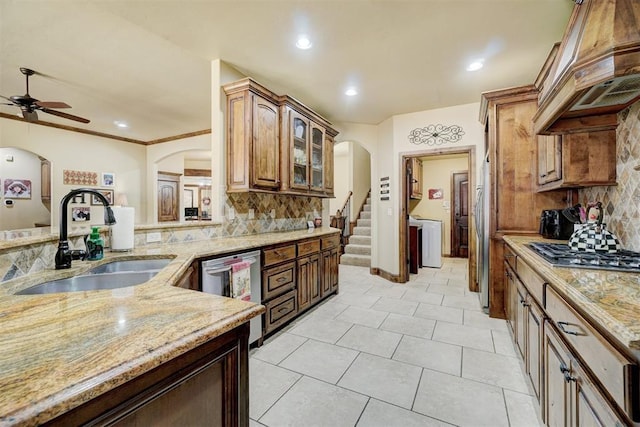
[158,172,181,222]
[452,171,468,258]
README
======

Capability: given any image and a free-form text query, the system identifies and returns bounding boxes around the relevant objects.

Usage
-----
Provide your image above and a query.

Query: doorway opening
[399,147,476,289]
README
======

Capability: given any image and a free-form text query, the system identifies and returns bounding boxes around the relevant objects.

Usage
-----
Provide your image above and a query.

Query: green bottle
[87,227,104,261]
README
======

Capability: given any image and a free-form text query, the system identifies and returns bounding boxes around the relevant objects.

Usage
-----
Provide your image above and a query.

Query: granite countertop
[504,235,640,353]
[0,227,339,426]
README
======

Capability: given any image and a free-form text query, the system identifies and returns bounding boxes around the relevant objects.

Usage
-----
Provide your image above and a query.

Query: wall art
[101,172,115,187]
[380,176,390,201]
[3,179,32,199]
[428,188,444,199]
[71,207,91,222]
[64,170,98,186]
[91,189,114,206]
[408,124,465,145]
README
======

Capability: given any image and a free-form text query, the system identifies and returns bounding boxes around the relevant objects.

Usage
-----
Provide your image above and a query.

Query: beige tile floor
[249,258,543,427]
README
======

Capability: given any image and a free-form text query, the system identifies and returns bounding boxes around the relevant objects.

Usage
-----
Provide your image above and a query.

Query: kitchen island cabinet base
[45,323,250,427]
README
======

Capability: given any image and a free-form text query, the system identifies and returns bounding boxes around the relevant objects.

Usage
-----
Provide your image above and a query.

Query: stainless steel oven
[200,250,262,345]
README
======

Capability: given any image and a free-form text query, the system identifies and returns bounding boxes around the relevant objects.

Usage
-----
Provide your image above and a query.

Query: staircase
[340,195,371,267]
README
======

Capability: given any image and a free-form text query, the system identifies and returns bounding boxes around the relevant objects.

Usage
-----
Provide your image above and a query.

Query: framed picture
[72,207,91,222]
[91,189,114,206]
[101,172,115,187]
[428,188,444,199]
[3,179,32,199]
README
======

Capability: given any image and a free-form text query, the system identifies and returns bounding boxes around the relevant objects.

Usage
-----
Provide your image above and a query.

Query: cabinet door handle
[277,306,290,314]
[557,321,582,336]
[276,277,287,283]
[540,174,547,178]
[559,363,576,383]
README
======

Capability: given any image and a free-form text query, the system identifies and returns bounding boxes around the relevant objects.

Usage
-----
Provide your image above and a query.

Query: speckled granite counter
[0,227,339,426]
[504,235,640,353]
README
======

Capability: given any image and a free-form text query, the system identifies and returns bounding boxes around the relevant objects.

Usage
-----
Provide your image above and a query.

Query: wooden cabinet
[261,233,340,337]
[543,321,626,427]
[506,242,636,425]
[224,79,280,192]
[157,171,181,222]
[480,86,567,318]
[534,0,640,135]
[48,323,250,427]
[537,130,617,191]
[409,157,423,200]
[223,78,338,197]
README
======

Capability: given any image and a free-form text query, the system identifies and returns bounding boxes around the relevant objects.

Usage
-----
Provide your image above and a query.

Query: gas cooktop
[528,242,640,273]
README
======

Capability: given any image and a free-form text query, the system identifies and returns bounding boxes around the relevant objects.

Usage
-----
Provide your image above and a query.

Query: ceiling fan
[0,67,90,124]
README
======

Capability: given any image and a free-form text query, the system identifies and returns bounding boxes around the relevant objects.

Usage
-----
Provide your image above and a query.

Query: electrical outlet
[146,232,162,243]
[270,209,276,219]
[228,207,235,220]
[248,209,255,219]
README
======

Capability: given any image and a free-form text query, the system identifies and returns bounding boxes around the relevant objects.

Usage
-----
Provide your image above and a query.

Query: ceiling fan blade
[41,107,90,124]
[0,94,16,103]
[22,109,38,122]
[35,100,71,109]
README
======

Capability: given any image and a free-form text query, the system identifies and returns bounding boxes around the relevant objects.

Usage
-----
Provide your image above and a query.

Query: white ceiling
[0,0,573,142]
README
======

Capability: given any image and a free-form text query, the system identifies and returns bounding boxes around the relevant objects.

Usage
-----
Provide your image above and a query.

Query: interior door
[158,171,181,222]
[452,171,469,257]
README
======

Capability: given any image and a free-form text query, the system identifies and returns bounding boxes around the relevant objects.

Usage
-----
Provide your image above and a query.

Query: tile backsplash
[1,192,322,282]
[580,101,640,251]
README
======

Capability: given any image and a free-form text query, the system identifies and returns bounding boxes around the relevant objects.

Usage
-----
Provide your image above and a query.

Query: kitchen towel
[111,207,135,251]
[231,261,251,301]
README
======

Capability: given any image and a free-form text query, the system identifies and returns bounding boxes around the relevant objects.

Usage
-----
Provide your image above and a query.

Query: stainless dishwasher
[200,250,262,345]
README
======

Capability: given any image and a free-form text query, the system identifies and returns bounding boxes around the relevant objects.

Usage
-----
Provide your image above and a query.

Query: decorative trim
[369,267,403,283]
[408,124,465,145]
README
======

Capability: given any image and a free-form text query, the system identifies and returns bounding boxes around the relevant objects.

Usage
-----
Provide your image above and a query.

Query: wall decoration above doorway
[408,124,465,145]
[63,170,98,186]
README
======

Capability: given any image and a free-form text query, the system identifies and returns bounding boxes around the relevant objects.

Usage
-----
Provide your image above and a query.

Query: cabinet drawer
[262,261,296,300]
[264,290,297,334]
[321,235,340,250]
[297,239,320,257]
[504,245,517,270]
[546,286,636,414]
[516,258,545,306]
[263,244,296,267]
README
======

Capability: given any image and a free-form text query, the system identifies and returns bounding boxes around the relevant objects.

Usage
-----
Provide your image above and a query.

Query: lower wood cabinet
[261,233,340,337]
[506,242,635,426]
[48,323,250,427]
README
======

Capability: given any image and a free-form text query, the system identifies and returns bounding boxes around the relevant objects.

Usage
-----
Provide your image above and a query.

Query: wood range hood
[534,0,640,135]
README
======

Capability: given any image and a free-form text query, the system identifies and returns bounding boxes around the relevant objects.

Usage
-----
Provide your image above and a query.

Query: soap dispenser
[87,227,104,261]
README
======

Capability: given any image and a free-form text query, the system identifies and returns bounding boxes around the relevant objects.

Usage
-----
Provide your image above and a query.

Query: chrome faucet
[55,188,117,269]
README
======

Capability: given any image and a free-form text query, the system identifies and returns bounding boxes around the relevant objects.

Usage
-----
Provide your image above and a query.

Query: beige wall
[352,141,371,222]
[0,119,146,229]
[409,155,468,255]
[330,142,350,216]
[0,147,50,230]
[329,140,372,223]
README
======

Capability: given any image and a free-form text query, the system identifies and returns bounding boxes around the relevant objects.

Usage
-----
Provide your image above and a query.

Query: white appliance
[410,216,443,268]
[200,250,262,345]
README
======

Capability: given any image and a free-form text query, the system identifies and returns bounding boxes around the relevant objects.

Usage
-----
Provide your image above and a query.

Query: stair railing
[331,191,352,254]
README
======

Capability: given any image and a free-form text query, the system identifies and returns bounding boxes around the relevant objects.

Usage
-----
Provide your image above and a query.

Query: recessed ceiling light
[114,120,128,128]
[345,88,358,96]
[296,36,312,50]
[466,60,484,72]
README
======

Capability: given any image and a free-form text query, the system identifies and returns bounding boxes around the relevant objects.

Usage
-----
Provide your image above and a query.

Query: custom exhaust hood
[534,0,640,135]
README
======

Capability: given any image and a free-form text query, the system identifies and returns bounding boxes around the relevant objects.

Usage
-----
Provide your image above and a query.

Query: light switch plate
[227,207,235,220]
[248,209,255,219]
[270,209,276,219]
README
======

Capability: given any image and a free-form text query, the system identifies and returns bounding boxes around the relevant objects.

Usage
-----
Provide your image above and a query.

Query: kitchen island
[0,227,338,426]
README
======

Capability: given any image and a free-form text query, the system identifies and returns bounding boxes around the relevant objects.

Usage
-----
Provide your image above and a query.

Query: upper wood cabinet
[224,79,281,192]
[409,157,423,200]
[537,130,617,191]
[223,78,338,197]
[534,0,640,135]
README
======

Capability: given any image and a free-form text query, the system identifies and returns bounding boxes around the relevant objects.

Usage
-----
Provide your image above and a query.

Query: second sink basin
[88,258,172,274]
[16,271,161,295]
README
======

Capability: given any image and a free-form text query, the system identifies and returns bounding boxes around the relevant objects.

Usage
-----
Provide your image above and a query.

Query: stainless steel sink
[88,258,172,274]
[16,258,173,295]
[16,271,161,295]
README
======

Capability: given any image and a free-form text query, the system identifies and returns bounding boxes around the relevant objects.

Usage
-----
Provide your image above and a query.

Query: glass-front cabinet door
[311,124,325,191]
[291,112,309,190]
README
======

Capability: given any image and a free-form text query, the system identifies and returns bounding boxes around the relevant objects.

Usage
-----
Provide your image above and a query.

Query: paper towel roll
[111,207,135,251]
